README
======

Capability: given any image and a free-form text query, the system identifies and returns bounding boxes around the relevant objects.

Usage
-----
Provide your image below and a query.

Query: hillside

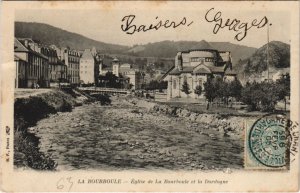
[126,40,257,65]
[241,41,290,74]
[15,22,128,53]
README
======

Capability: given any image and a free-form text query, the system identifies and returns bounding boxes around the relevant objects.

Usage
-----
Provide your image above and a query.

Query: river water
[33,99,244,171]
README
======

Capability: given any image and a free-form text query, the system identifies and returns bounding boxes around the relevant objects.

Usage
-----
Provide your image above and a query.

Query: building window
[191,57,198,62]
[205,58,214,62]
[200,58,205,64]
[198,78,203,87]
[183,75,187,82]
[173,79,176,89]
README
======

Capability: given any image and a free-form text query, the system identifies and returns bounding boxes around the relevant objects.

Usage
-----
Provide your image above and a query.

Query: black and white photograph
[1,1,299,192]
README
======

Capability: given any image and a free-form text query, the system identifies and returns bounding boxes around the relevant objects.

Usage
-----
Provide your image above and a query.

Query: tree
[181,80,191,95]
[98,72,122,88]
[202,76,243,108]
[241,81,279,112]
[276,73,290,111]
[194,85,202,97]
[228,78,243,101]
[204,78,216,109]
[220,81,230,106]
[241,82,261,111]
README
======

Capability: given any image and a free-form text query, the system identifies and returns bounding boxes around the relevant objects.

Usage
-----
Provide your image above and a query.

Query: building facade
[14,38,50,88]
[68,50,80,84]
[164,49,237,100]
[123,70,142,90]
[80,49,95,84]
[41,46,68,84]
[14,55,27,88]
[112,58,120,77]
[50,45,80,85]
[120,64,143,90]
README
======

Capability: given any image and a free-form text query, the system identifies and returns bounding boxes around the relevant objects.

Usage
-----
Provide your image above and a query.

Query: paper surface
[0,1,299,192]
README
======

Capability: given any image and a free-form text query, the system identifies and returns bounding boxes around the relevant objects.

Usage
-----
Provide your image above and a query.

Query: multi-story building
[50,45,80,85]
[119,63,143,90]
[68,50,80,84]
[112,58,120,77]
[123,70,143,90]
[14,38,50,88]
[14,55,27,88]
[41,46,67,85]
[80,49,95,84]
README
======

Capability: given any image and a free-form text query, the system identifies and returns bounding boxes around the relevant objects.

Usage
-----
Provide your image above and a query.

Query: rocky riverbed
[29,96,248,171]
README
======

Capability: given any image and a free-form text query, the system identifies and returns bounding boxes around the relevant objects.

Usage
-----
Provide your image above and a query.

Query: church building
[164,48,237,100]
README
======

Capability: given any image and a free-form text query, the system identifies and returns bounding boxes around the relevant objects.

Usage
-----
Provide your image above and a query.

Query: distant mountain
[241,41,290,74]
[126,40,257,65]
[15,22,128,53]
[15,21,263,69]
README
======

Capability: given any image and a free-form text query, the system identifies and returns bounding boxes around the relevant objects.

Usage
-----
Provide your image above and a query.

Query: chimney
[178,53,183,71]
[24,39,29,48]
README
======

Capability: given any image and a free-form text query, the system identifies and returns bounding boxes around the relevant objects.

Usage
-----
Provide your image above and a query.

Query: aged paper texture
[0,1,299,192]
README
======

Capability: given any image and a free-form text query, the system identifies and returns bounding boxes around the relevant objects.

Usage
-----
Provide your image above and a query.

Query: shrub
[14,130,57,170]
[14,97,56,129]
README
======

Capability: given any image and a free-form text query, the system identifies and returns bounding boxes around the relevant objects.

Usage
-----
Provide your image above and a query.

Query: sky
[15,3,291,48]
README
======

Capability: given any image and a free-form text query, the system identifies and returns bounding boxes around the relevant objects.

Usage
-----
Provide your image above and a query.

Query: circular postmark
[249,114,288,167]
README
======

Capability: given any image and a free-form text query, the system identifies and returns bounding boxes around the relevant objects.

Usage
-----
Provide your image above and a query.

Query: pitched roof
[81,49,94,60]
[15,38,48,60]
[14,38,29,52]
[209,66,225,73]
[169,66,195,75]
[193,66,212,74]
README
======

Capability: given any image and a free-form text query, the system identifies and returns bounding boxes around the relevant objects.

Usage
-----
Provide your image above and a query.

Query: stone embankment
[124,98,247,136]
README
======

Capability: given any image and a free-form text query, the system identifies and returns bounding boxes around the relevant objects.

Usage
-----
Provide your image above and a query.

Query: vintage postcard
[0,1,299,192]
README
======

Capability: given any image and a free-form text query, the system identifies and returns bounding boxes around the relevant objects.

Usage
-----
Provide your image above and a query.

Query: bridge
[78,87,131,95]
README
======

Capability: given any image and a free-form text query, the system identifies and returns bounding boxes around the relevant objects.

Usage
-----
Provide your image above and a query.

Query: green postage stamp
[245,114,296,169]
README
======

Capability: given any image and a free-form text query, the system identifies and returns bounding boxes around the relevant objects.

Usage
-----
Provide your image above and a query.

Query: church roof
[193,66,212,74]
[169,66,194,75]
[169,64,227,75]
[209,66,226,73]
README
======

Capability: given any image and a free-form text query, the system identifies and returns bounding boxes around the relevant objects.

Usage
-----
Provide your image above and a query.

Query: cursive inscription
[121,15,193,35]
[205,8,269,41]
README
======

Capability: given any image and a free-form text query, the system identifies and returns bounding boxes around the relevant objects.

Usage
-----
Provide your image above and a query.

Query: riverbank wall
[14,88,92,170]
[125,98,255,135]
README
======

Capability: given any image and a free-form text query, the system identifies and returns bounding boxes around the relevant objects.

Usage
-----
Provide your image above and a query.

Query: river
[32,98,244,171]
